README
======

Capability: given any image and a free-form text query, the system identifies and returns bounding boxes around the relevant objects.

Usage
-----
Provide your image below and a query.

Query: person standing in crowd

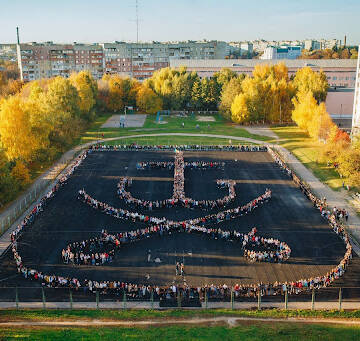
[180,263,185,276]
[176,262,180,276]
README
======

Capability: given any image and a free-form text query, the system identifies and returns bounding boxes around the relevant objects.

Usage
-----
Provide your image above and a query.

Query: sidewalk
[0,300,358,310]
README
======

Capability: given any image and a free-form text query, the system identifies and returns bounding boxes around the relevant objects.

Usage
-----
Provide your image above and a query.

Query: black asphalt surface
[1,150,359,301]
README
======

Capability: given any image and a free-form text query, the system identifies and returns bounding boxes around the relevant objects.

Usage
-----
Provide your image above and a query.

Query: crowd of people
[78,188,271,229]
[117,150,236,210]
[136,161,225,170]
[243,228,291,262]
[9,144,354,301]
[117,177,236,211]
[61,223,289,268]
[91,144,268,152]
[61,234,115,266]
[173,151,185,200]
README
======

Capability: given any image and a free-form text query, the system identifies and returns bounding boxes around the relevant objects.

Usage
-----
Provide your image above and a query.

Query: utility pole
[16,27,23,82]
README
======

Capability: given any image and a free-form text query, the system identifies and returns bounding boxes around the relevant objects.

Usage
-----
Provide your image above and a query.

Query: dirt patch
[196,116,216,122]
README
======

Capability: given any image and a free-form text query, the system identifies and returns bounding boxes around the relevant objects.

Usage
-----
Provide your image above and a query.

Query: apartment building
[304,39,321,51]
[17,42,104,82]
[17,40,229,81]
[73,44,104,79]
[0,44,17,61]
[101,42,168,80]
[101,40,228,80]
[261,46,302,60]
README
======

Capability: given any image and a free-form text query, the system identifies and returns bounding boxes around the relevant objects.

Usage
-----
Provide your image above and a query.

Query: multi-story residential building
[319,38,340,50]
[352,46,360,137]
[261,46,302,60]
[0,44,17,61]
[102,42,169,80]
[102,40,228,80]
[73,44,104,79]
[17,42,104,82]
[170,58,358,88]
[229,42,253,57]
[304,39,321,51]
[240,42,253,55]
[17,40,229,81]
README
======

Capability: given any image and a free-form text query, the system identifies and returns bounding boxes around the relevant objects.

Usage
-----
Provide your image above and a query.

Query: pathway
[242,125,280,140]
[0,300,359,312]
[2,314,360,327]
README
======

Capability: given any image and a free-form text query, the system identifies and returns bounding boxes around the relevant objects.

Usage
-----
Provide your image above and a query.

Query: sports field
[0,149,359,301]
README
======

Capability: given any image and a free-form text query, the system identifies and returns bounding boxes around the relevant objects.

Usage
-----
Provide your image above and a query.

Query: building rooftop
[170,59,358,69]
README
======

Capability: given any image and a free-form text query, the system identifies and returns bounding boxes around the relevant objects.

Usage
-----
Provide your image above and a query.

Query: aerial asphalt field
[1,150,359,302]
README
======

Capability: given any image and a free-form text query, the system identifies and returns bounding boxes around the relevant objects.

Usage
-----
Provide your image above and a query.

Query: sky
[1,0,359,45]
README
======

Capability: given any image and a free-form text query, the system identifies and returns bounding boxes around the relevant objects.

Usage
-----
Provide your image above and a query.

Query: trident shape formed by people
[118,150,236,210]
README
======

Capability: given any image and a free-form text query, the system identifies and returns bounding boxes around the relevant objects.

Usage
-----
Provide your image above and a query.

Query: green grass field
[2,309,360,340]
[1,323,359,340]
[2,309,360,321]
[271,126,344,191]
[80,113,271,143]
[101,135,256,146]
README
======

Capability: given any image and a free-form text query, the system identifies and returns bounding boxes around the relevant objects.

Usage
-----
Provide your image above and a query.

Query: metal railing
[0,180,50,237]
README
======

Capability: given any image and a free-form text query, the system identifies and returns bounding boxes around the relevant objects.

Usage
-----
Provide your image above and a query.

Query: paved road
[1,131,360,259]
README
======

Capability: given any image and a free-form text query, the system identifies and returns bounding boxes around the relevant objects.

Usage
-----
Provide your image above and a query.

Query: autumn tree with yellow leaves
[292,66,329,103]
[136,85,162,114]
[0,95,46,161]
[70,71,98,119]
[230,63,295,124]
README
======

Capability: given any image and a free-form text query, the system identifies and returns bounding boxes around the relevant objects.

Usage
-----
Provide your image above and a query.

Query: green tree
[201,78,219,110]
[191,79,203,109]
[41,77,82,149]
[213,68,238,89]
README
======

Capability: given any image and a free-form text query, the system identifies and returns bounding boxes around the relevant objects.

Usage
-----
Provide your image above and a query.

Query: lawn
[2,309,360,321]
[80,113,271,143]
[0,323,359,340]
[101,135,256,146]
[271,126,344,191]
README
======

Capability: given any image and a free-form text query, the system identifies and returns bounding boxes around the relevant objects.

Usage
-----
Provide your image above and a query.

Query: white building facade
[261,46,302,60]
